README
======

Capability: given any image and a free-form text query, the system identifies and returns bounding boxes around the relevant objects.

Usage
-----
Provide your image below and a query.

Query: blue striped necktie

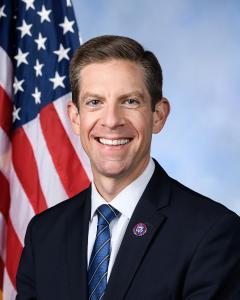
[88,204,119,300]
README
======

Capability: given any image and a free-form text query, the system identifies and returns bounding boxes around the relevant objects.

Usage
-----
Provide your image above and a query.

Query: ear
[152,97,170,134]
[67,101,81,135]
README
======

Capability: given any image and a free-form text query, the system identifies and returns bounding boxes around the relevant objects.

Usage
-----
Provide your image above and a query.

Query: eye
[124,98,140,106]
[86,99,101,107]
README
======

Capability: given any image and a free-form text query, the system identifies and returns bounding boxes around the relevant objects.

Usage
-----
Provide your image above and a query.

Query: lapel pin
[133,223,147,237]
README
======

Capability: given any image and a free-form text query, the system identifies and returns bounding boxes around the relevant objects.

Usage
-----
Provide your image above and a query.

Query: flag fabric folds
[0,0,91,299]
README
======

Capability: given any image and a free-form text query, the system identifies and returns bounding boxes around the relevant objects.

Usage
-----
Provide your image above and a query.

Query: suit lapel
[65,187,91,300]
[104,162,171,300]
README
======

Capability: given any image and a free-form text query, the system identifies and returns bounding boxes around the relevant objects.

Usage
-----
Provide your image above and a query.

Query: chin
[95,161,129,178]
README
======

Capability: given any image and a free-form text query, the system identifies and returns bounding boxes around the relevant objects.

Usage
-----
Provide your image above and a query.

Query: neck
[93,157,150,202]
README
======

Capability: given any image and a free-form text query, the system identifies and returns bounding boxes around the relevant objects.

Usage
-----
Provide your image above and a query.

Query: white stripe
[88,239,110,270]
[23,117,68,208]
[89,271,108,299]
[9,162,35,246]
[0,212,6,262]
[53,94,92,181]
[3,267,17,300]
[0,46,13,99]
[88,254,110,285]
[108,205,118,217]
[96,225,108,238]
[0,127,11,179]
[97,210,109,224]
[99,292,105,300]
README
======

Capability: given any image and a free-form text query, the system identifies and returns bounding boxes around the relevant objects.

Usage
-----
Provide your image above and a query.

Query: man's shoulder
[39,185,90,217]
[167,176,239,228]
[27,186,91,236]
[152,160,238,221]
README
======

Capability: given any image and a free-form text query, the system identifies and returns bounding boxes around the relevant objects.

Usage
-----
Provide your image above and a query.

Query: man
[16,35,240,300]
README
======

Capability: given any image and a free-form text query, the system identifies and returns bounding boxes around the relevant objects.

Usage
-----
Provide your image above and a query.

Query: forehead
[79,59,148,96]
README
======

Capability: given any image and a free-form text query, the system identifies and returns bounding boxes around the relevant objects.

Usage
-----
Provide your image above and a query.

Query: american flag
[0,0,91,299]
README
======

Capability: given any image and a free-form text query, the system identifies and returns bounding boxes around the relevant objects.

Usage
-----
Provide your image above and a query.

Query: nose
[101,103,124,129]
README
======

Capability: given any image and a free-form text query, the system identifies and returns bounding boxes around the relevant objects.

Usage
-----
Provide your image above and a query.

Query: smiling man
[68,58,168,200]
[16,36,240,300]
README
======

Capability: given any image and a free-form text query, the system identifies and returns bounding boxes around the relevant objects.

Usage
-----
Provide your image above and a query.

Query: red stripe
[0,256,3,294]
[11,128,48,214]
[0,171,10,220]
[5,220,23,289]
[40,103,90,197]
[0,172,9,294]
[0,85,12,138]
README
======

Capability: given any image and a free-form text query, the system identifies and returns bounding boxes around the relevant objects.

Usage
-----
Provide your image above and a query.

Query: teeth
[99,138,130,145]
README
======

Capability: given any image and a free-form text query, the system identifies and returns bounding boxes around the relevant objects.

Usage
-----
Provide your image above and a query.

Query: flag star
[17,20,32,38]
[66,0,72,7]
[22,0,35,10]
[12,105,21,122]
[54,43,70,62]
[13,77,24,94]
[0,5,7,19]
[34,59,44,77]
[14,48,29,67]
[49,71,66,89]
[32,87,41,104]
[37,5,51,23]
[34,33,47,50]
[59,16,75,34]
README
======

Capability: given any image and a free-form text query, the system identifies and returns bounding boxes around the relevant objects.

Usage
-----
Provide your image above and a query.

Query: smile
[97,138,131,146]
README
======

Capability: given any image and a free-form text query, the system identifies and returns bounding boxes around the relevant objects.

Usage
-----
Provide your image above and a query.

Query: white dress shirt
[88,158,155,280]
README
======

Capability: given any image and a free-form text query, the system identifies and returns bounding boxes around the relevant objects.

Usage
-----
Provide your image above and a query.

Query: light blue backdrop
[71,0,240,215]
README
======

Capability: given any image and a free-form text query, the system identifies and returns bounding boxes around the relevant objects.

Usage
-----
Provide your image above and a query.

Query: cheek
[79,114,95,135]
[133,113,153,136]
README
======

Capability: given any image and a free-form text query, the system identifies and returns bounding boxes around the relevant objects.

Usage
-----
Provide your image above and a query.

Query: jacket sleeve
[15,217,37,300]
[183,212,240,300]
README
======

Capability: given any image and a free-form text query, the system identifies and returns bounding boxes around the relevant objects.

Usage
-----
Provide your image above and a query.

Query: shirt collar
[90,158,155,221]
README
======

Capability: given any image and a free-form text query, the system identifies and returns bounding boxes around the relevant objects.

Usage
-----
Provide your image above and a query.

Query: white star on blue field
[72,0,240,215]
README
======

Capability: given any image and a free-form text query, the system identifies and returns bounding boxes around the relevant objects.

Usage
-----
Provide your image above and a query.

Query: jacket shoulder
[26,186,91,239]
[169,177,239,225]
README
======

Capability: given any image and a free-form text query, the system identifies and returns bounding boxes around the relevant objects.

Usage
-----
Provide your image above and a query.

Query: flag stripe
[24,115,68,207]
[5,220,23,288]
[53,95,92,181]
[9,165,35,246]
[0,214,5,300]
[0,178,8,292]
[40,103,90,197]
[11,128,48,214]
[0,214,6,300]
[0,172,10,220]
[0,128,11,182]
[0,86,12,138]
[0,256,3,294]
[3,267,17,300]
[0,47,13,99]
[0,214,6,262]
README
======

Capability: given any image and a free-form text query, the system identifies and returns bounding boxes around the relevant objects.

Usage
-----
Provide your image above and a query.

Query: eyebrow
[80,92,103,100]
[80,90,145,101]
[118,91,145,100]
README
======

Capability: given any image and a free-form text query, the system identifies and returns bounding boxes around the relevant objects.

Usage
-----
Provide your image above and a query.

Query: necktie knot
[97,204,119,226]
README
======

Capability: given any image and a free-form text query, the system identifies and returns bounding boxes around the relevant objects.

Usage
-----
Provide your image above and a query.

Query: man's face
[69,59,169,185]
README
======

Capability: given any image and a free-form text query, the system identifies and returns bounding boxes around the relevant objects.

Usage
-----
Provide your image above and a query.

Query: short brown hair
[69,35,163,111]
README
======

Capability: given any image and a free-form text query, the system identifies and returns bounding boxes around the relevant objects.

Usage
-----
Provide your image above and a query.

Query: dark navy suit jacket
[16,161,240,299]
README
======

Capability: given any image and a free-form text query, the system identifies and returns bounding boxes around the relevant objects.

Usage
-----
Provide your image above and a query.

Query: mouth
[95,137,132,146]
